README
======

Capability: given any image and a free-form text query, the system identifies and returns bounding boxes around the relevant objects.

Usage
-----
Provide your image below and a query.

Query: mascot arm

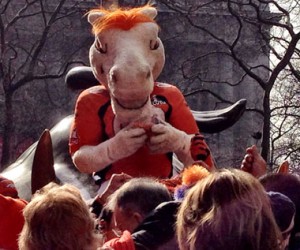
[167,86,214,169]
[149,85,214,168]
[72,126,147,173]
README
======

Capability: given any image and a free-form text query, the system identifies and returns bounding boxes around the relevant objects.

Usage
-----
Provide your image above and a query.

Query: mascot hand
[72,126,147,173]
[108,126,148,161]
[147,120,191,155]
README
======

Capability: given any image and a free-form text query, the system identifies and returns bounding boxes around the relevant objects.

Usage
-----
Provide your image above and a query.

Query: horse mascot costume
[69,4,214,192]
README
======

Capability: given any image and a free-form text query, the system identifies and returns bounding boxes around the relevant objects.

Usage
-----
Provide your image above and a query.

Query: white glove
[147,120,193,166]
[72,125,147,173]
[107,125,148,161]
[147,120,188,154]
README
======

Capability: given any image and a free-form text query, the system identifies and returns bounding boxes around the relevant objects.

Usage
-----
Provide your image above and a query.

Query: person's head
[177,168,282,250]
[260,173,300,247]
[18,182,100,250]
[107,177,172,234]
[268,191,295,250]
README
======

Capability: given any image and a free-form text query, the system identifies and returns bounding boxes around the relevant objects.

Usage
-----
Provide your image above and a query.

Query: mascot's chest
[100,82,173,137]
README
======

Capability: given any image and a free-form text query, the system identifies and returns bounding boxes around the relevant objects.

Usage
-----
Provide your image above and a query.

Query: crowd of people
[1,145,300,250]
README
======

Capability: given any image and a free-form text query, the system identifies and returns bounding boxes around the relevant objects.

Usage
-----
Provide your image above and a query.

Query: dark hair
[267,191,295,233]
[108,177,172,218]
[260,173,300,243]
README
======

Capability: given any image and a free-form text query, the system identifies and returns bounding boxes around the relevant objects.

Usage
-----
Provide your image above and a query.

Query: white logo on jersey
[151,95,166,106]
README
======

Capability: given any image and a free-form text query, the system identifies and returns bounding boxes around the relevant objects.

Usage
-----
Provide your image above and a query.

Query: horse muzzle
[114,96,149,110]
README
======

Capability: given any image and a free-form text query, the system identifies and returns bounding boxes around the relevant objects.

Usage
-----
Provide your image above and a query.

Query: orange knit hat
[174,164,211,200]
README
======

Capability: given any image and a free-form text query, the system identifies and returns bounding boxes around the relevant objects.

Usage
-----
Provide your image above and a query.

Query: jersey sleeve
[164,85,199,134]
[164,85,214,168]
[69,87,108,155]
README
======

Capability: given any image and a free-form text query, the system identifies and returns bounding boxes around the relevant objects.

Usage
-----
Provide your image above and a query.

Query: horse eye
[95,40,107,54]
[150,40,159,50]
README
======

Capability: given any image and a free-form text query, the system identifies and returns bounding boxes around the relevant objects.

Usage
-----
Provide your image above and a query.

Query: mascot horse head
[88,5,164,125]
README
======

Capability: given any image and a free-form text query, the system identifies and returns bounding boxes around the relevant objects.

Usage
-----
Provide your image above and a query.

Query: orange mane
[89,5,157,34]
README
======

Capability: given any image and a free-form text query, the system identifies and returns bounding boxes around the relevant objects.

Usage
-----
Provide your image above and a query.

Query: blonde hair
[18,182,100,250]
[177,168,282,250]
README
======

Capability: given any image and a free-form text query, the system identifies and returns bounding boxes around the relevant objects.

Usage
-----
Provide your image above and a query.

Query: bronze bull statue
[1,66,247,201]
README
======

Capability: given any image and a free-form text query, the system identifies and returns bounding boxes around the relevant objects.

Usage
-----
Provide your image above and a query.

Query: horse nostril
[112,74,117,82]
[110,71,117,83]
[146,70,151,79]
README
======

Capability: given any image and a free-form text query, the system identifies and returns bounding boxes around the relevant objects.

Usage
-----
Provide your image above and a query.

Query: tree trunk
[261,91,271,168]
[1,92,13,169]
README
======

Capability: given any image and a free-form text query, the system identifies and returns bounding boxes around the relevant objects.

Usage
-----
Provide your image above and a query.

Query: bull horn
[31,129,57,195]
[192,99,247,134]
[65,66,99,90]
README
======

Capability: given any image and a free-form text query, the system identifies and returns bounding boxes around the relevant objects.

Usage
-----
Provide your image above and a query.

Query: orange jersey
[69,82,211,180]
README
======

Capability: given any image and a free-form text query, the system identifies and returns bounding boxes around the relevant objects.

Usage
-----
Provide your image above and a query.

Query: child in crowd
[268,191,296,250]
[18,182,102,250]
[100,177,172,248]
[260,173,300,250]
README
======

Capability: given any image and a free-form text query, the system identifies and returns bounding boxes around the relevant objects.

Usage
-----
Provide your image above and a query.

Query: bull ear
[88,11,105,25]
[277,160,289,174]
[31,129,57,195]
[139,7,157,19]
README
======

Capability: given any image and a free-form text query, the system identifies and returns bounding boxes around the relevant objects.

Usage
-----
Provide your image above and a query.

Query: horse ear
[138,7,157,19]
[88,11,105,25]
